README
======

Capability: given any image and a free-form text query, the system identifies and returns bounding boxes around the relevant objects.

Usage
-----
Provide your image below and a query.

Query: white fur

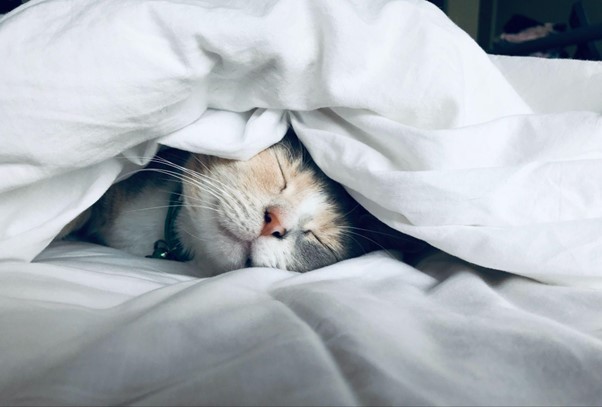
[106,188,171,257]
[296,193,325,225]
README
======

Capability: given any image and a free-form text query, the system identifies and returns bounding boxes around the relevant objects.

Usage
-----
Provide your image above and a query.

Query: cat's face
[177,135,362,276]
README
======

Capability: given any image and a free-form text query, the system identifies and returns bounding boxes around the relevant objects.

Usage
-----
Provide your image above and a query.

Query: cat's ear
[355,211,428,255]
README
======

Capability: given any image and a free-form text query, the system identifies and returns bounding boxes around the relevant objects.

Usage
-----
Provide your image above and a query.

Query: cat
[61,129,424,276]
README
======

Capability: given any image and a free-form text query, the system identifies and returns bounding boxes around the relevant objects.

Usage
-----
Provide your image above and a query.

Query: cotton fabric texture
[1,0,602,405]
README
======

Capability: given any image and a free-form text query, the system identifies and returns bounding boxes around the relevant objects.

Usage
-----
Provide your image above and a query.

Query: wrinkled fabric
[1,0,602,404]
[0,242,600,405]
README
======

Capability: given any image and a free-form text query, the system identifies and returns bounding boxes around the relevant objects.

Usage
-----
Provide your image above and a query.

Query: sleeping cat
[61,129,423,276]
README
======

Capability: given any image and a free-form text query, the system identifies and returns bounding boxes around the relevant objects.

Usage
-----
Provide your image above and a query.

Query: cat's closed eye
[274,154,288,192]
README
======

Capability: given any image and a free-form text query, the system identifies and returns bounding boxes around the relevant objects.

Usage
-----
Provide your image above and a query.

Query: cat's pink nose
[261,208,287,238]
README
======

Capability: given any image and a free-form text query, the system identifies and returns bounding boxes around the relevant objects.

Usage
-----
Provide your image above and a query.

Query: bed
[1,0,602,405]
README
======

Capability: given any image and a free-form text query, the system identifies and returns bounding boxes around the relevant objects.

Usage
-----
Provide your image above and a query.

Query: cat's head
[177,130,424,276]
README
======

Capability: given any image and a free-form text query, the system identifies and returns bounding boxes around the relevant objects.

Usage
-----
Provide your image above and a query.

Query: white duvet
[1,0,602,405]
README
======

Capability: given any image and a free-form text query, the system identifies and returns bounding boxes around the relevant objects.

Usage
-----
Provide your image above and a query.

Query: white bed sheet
[2,0,602,405]
[0,242,600,405]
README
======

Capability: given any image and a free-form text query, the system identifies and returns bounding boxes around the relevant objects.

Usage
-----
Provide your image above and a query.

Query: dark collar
[147,188,190,262]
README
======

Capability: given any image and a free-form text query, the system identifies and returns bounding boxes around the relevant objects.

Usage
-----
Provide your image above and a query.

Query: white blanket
[1,0,602,405]
[1,0,602,285]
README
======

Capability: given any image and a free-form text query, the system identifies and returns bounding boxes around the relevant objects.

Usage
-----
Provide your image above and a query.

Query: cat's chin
[185,224,292,276]
[197,235,290,275]
[176,214,246,277]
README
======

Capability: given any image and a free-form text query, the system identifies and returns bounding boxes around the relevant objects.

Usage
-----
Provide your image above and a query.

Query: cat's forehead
[240,147,318,190]
[260,149,344,218]
[297,193,325,218]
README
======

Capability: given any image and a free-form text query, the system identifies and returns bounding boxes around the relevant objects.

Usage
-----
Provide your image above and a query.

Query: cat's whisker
[342,233,369,256]
[180,225,213,243]
[339,229,393,257]
[219,193,249,226]
[178,196,221,212]
[136,167,192,184]
[110,167,217,202]
[173,191,211,206]
[144,167,209,191]
[193,178,239,211]
[122,204,186,214]
[147,157,236,199]
[190,156,243,198]
[188,180,239,215]
[184,167,249,221]
[317,237,340,262]
[340,204,362,219]
[160,158,259,222]
[145,167,236,213]
[122,204,220,215]
[147,157,270,225]
[339,225,408,240]
[157,155,241,201]
[178,171,241,211]
[149,173,229,209]
[232,190,256,222]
